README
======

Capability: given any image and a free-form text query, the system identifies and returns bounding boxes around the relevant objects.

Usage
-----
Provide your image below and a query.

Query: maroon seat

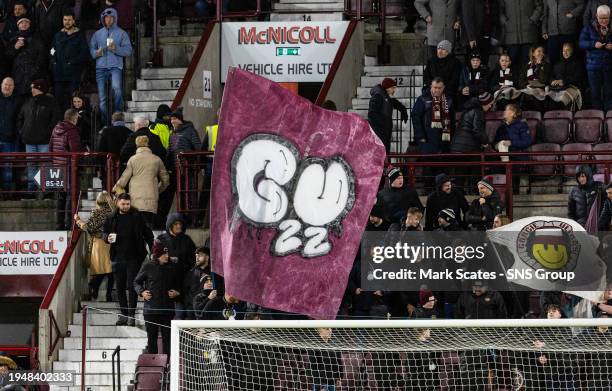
[525,118,539,143]
[542,113,572,144]
[529,143,560,177]
[606,118,612,142]
[485,111,504,121]
[543,110,573,120]
[593,143,612,175]
[133,354,168,391]
[561,143,593,176]
[574,110,604,143]
[485,119,502,144]
[606,110,612,119]
[523,111,542,121]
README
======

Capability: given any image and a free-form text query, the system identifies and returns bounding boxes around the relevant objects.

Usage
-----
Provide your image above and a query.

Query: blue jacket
[494,118,532,159]
[579,20,612,71]
[89,8,132,70]
[411,91,454,154]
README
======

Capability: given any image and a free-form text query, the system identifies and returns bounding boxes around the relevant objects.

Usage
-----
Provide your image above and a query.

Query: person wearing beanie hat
[377,167,423,224]
[458,50,489,107]
[424,173,469,230]
[368,201,391,231]
[412,290,440,319]
[149,104,172,149]
[368,75,408,153]
[2,1,32,42]
[437,208,461,231]
[414,0,460,58]
[134,238,182,354]
[465,177,505,230]
[437,39,453,54]
[424,38,462,94]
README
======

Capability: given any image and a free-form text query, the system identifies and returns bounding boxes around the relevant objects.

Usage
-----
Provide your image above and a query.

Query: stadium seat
[522,111,542,121]
[524,118,539,143]
[542,110,572,144]
[606,116,612,142]
[561,143,593,177]
[593,143,612,178]
[574,110,604,143]
[529,143,560,178]
[485,119,502,144]
[133,354,168,391]
[485,111,504,121]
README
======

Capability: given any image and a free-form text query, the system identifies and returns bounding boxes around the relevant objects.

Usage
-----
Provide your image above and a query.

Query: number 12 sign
[203,70,212,100]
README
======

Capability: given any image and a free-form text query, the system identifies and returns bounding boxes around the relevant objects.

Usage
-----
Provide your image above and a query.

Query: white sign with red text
[0,231,68,275]
[221,21,349,83]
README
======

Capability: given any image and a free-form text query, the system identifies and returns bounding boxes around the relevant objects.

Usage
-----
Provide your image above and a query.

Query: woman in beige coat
[74,191,115,301]
[113,135,170,228]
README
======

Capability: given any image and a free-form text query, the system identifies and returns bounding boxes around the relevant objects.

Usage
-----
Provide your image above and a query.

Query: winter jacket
[465,190,505,230]
[552,54,587,91]
[423,54,461,94]
[458,65,489,97]
[377,185,424,223]
[149,120,171,149]
[456,290,508,319]
[518,61,552,88]
[17,93,61,145]
[155,213,197,277]
[424,173,470,230]
[167,121,201,168]
[114,147,169,213]
[98,123,131,155]
[0,93,20,142]
[450,98,487,153]
[35,0,70,45]
[48,120,83,166]
[74,105,99,149]
[414,0,460,46]
[51,28,90,82]
[494,118,532,158]
[568,165,603,226]
[368,84,407,153]
[89,8,133,70]
[598,197,612,230]
[133,258,182,316]
[583,0,612,28]
[542,0,585,37]
[500,0,543,45]
[579,20,612,71]
[103,208,154,261]
[488,66,517,93]
[461,0,504,42]
[193,288,214,319]
[412,306,441,319]
[6,30,47,96]
[120,127,165,164]
[184,264,211,317]
[201,296,247,320]
[411,91,455,154]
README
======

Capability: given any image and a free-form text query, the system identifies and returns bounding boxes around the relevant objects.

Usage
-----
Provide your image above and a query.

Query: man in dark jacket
[412,290,441,319]
[1,0,31,41]
[568,164,603,226]
[97,111,131,155]
[6,17,46,97]
[17,79,61,191]
[168,110,201,167]
[367,78,408,154]
[120,116,165,163]
[134,241,182,355]
[456,281,508,318]
[0,77,20,191]
[201,294,247,320]
[412,77,454,154]
[423,40,461,94]
[543,0,585,65]
[598,183,612,230]
[377,167,423,224]
[35,0,71,48]
[48,108,82,229]
[183,246,211,320]
[465,177,505,230]
[51,10,89,110]
[103,193,154,326]
[425,173,469,230]
[461,0,503,64]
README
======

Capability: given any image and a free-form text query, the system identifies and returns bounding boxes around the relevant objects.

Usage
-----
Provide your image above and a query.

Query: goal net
[171,319,612,391]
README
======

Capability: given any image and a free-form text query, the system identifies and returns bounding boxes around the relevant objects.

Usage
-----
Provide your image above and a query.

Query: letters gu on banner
[210,68,385,319]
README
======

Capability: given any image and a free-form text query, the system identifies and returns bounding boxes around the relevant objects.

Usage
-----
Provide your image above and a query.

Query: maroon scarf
[431,95,451,141]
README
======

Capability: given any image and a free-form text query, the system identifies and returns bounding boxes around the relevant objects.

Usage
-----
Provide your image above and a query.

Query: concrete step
[63,336,148,350]
[81,301,145,309]
[124,111,157,122]
[53,360,137,374]
[356,86,421,99]
[74,312,145,326]
[59,348,143,362]
[136,78,182,90]
[361,75,423,88]
[364,56,377,66]
[50,387,115,391]
[273,2,344,11]
[141,67,187,80]
[270,12,344,21]
[68,325,147,338]
[364,65,423,76]
[127,100,173,110]
[74,373,133,386]
[132,89,177,101]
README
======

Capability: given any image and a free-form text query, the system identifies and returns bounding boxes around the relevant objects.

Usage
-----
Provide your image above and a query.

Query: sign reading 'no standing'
[221,21,350,83]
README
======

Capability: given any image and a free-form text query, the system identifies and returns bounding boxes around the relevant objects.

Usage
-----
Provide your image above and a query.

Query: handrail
[111,345,122,391]
[40,230,81,310]
[81,306,88,391]
[48,310,62,359]
[315,20,359,106]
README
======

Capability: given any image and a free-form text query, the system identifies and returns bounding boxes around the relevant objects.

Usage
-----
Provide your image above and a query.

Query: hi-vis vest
[205,124,218,151]
[150,122,171,150]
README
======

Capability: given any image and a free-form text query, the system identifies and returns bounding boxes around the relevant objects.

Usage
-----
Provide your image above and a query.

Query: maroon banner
[210,68,385,319]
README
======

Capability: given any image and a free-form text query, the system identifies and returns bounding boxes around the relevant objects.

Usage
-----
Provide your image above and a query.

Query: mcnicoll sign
[222,21,349,83]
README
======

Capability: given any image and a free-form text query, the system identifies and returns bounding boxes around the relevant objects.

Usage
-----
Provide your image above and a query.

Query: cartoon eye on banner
[210,68,385,319]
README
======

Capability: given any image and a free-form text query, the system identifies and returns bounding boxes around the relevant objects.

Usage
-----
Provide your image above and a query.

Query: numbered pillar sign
[203,70,212,100]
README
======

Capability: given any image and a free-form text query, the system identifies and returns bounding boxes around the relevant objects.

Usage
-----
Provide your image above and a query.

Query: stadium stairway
[124,67,187,126]
[349,57,423,152]
[271,0,345,21]
[50,301,147,391]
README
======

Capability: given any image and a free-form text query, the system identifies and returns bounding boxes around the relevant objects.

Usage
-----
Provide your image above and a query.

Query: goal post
[171,318,612,391]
